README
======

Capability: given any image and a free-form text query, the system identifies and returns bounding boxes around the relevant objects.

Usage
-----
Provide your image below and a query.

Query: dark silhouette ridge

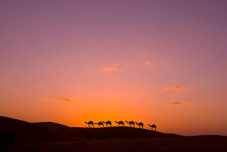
[72,127,183,138]
[115,121,125,126]
[33,122,183,139]
[33,122,86,139]
[187,135,227,140]
[102,121,112,127]
[148,124,156,131]
[125,121,135,127]
[135,122,144,128]
[1,115,227,152]
[0,116,68,141]
[85,121,94,128]
[0,130,15,141]
[2,115,227,139]
[34,122,70,129]
[95,121,104,127]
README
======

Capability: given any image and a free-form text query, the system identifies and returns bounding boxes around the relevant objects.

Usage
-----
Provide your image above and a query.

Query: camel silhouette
[135,122,144,128]
[115,121,125,126]
[148,124,156,131]
[125,121,135,127]
[102,121,112,127]
[95,121,104,127]
[85,121,94,128]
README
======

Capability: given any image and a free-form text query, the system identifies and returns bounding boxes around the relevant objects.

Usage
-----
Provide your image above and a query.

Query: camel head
[125,121,129,123]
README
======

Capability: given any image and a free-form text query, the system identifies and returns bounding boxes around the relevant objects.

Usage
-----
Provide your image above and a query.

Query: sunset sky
[0,0,227,136]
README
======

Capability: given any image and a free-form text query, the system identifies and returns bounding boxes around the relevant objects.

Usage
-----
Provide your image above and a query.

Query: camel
[85,121,94,128]
[95,121,104,127]
[148,124,156,131]
[125,121,135,127]
[103,121,112,127]
[135,122,144,128]
[115,121,125,126]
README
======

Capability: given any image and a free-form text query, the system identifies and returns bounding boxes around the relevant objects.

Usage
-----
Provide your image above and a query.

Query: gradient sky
[1,0,227,136]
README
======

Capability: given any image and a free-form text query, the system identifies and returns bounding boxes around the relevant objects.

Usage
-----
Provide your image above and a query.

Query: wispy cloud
[164,86,182,91]
[170,86,182,91]
[102,66,123,72]
[167,102,191,106]
[149,101,157,104]
[102,61,148,72]
[102,66,114,72]
[43,98,73,102]
[102,63,123,72]
[145,61,153,66]
[38,83,44,86]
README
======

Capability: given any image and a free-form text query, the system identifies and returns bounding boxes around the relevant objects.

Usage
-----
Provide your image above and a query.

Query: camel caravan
[85,121,157,131]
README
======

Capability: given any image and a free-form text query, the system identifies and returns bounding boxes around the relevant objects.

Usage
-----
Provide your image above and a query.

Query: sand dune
[73,127,182,139]
[0,116,67,141]
[1,116,227,152]
[33,122,86,139]
[33,122,181,139]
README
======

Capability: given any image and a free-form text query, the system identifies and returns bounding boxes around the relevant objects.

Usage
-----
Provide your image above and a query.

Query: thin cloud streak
[103,61,154,72]
[164,86,182,91]
[168,102,192,106]
[43,98,73,102]
[102,63,123,72]
[149,101,157,104]
[38,83,44,86]
[102,66,114,72]
[170,86,182,91]
[102,66,123,72]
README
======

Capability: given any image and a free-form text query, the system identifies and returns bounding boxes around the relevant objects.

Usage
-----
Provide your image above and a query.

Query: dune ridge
[0,116,68,141]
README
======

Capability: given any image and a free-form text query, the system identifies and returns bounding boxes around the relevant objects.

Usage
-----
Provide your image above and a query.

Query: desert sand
[0,116,227,152]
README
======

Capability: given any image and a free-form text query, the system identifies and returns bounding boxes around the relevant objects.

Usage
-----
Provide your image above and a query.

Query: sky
[0,0,227,136]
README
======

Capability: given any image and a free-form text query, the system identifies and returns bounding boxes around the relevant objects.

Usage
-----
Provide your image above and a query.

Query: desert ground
[0,116,227,152]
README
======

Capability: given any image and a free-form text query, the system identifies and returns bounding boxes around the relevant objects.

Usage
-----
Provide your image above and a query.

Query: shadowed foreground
[0,116,227,152]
